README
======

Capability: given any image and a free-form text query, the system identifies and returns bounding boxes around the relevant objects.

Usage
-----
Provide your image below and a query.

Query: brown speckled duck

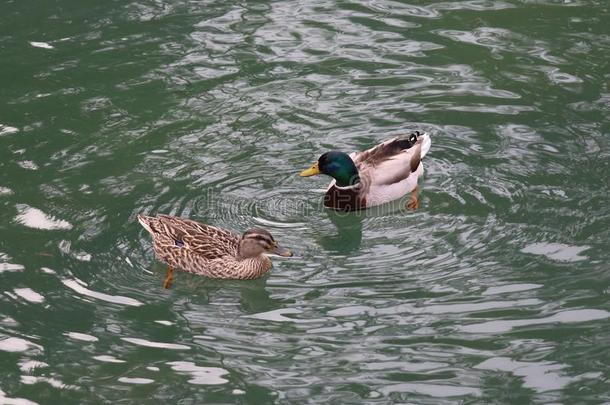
[300,131,432,211]
[138,214,292,288]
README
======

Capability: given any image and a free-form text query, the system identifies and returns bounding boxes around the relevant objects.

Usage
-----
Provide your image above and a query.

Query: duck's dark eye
[409,133,417,143]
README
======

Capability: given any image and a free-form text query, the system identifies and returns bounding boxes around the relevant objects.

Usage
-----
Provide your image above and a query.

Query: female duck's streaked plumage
[138,214,292,283]
[300,131,432,211]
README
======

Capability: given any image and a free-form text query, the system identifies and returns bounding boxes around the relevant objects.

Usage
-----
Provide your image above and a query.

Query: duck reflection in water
[171,275,289,315]
[315,192,423,254]
[317,209,364,254]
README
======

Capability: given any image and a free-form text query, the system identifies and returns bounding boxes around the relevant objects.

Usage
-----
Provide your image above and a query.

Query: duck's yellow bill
[300,162,321,177]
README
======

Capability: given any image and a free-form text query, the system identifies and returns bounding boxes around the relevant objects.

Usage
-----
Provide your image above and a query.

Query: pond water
[1,0,609,403]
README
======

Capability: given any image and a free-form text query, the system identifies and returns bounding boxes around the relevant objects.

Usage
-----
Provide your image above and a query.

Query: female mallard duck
[300,131,431,211]
[138,214,292,288]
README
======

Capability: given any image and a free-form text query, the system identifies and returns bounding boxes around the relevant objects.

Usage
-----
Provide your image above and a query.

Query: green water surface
[1,0,609,403]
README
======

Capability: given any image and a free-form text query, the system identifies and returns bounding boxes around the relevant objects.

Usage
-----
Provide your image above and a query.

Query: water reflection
[237,280,286,314]
[318,210,364,253]
[117,377,154,385]
[167,361,229,385]
[461,309,610,334]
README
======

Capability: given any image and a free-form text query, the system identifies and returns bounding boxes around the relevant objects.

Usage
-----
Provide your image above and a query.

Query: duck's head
[300,151,360,187]
[239,229,292,259]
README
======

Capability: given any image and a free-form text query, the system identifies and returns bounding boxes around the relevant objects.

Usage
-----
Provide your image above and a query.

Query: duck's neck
[237,256,272,278]
[333,165,360,187]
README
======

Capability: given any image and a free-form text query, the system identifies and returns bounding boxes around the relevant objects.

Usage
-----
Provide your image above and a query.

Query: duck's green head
[300,151,360,187]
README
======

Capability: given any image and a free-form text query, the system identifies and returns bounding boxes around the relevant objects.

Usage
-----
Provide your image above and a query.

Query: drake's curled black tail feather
[393,131,421,151]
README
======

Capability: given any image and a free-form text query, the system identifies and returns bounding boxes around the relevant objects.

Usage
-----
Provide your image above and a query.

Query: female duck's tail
[137,214,156,235]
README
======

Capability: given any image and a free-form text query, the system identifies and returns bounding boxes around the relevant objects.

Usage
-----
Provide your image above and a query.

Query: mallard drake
[138,214,292,287]
[300,131,431,211]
